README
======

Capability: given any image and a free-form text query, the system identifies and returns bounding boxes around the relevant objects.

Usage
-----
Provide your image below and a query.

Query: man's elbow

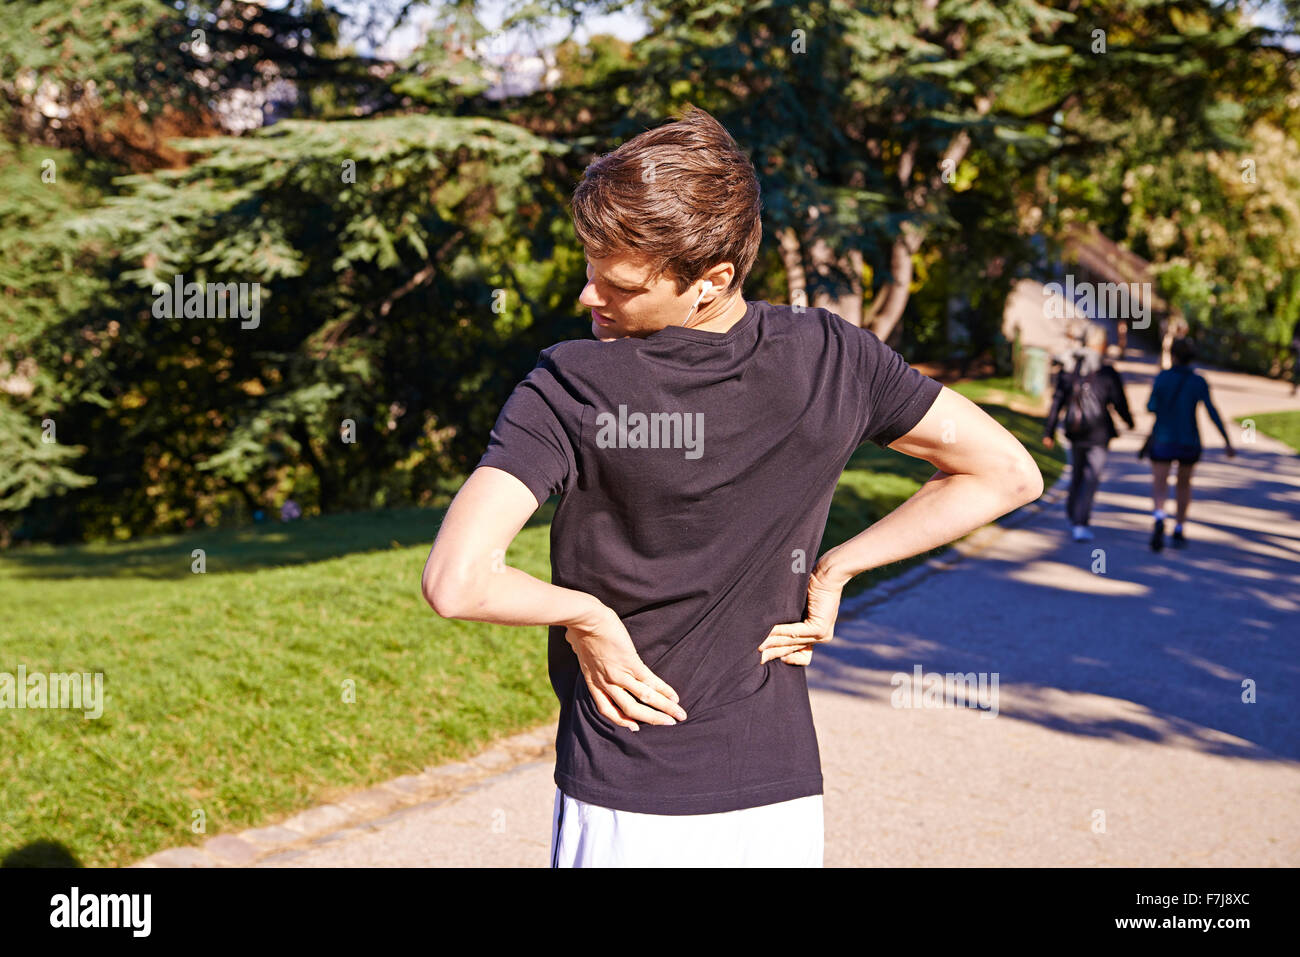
[422,564,479,619]
[1005,446,1044,507]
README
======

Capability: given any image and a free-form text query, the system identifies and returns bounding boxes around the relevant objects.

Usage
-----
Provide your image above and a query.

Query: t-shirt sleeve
[851,324,943,448]
[475,350,580,508]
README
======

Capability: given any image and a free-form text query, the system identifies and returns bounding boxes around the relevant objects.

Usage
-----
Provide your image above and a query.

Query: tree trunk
[866,97,988,344]
[781,88,987,341]
[778,226,808,310]
[809,239,864,326]
[779,220,863,325]
[865,220,924,344]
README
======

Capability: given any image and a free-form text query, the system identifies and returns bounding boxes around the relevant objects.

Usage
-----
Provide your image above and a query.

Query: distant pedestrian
[1043,324,1134,541]
[1143,337,1236,551]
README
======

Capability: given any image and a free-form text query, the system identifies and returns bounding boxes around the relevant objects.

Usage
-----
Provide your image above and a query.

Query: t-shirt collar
[643,299,757,345]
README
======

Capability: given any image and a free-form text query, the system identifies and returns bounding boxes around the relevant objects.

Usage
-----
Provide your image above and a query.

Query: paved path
[239,351,1300,867]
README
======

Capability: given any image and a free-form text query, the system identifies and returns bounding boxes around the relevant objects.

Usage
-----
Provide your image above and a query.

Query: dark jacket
[1044,353,1135,446]
[1147,364,1226,447]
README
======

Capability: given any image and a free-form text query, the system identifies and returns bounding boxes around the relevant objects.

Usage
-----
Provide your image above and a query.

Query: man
[1041,324,1135,541]
[421,106,1043,867]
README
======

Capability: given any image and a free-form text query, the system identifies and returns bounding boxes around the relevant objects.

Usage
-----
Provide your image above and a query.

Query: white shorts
[548,786,824,867]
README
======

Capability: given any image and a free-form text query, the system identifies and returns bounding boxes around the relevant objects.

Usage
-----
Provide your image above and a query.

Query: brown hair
[1171,337,1196,364]
[570,105,763,296]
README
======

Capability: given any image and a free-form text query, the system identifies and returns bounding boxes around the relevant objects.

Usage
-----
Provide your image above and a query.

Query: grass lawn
[1240,409,1300,453]
[1,380,1064,867]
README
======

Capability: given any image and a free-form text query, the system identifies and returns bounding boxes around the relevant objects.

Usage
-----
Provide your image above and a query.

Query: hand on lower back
[757,566,844,666]
[565,606,687,731]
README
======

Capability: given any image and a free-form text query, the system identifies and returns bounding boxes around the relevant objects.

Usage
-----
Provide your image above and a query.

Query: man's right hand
[565,605,687,731]
[757,565,845,667]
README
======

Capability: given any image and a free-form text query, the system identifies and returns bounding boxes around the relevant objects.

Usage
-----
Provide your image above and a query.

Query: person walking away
[1144,337,1236,551]
[1042,324,1135,541]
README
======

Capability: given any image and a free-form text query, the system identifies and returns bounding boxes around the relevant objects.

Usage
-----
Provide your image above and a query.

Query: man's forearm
[815,470,1028,588]
[427,564,606,630]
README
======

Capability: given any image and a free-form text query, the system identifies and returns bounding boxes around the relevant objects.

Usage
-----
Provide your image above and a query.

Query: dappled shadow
[809,439,1300,764]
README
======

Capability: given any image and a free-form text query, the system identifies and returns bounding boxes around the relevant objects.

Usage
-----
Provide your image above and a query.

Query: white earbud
[684,281,714,326]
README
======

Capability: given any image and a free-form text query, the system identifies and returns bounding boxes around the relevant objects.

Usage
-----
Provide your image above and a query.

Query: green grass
[1240,409,1300,453]
[0,382,1064,868]
[0,507,559,867]
[949,375,1024,406]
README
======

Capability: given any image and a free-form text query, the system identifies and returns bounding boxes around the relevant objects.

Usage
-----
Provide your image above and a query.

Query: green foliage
[1059,109,1300,372]
[0,0,375,170]
[2,0,1298,543]
[0,137,107,351]
[2,113,576,540]
[0,402,95,513]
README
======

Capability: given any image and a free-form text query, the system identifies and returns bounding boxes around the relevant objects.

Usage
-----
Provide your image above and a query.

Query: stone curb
[129,725,557,868]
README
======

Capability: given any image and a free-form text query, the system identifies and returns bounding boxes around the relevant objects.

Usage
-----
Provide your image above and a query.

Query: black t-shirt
[474,299,943,814]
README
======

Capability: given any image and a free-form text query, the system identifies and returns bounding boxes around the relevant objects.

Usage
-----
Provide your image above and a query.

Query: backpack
[1064,360,1107,437]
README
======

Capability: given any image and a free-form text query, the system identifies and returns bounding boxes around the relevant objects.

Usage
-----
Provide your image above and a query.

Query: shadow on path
[810,356,1300,765]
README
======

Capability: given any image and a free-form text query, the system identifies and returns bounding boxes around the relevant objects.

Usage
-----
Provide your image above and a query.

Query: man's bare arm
[815,385,1044,588]
[421,465,685,729]
[421,466,604,628]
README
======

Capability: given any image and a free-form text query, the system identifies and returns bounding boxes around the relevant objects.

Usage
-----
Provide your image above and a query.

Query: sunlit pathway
[816,349,1300,865]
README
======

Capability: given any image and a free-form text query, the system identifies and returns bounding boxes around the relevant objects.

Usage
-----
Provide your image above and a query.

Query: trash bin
[1018,345,1050,398]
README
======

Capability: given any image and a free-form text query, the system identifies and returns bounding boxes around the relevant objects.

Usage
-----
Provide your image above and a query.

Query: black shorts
[1150,441,1201,465]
